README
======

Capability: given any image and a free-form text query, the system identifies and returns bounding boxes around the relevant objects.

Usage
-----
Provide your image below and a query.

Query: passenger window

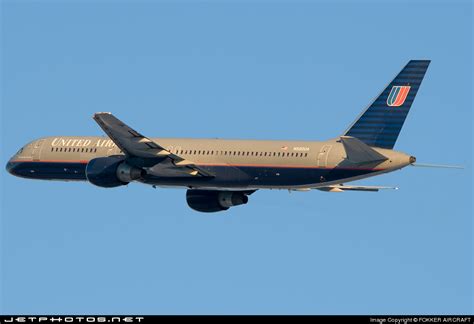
[305,153,308,157]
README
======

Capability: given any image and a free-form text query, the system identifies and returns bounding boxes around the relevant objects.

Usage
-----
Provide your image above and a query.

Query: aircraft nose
[6,159,16,175]
[5,154,21,176]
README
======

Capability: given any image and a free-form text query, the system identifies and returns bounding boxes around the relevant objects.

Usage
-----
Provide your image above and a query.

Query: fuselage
[6,136,413,190]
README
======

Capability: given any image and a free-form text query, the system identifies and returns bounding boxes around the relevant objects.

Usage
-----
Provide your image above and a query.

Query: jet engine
[186,189,249,213]
[86,156,143,188]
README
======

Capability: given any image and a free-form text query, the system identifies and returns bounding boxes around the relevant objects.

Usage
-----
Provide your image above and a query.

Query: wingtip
[93,112,112,118]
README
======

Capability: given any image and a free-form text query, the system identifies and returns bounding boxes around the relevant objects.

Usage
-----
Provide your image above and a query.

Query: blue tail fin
[343,60,430,149]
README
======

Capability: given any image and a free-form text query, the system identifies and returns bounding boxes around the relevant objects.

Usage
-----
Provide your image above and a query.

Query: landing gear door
[317,145,332,167]
[32,139,45,161]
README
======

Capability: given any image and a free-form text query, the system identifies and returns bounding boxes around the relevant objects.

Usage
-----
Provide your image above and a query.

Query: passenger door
[317,145,332,167]
[31,139,45,161]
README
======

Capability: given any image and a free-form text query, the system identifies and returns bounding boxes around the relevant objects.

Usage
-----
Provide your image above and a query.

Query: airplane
[5,60,461,212]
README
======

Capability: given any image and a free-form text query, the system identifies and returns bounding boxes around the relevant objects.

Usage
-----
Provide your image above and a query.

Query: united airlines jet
[6,60,460,212]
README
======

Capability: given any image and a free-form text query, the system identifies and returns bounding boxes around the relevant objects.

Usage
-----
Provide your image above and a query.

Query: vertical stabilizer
[344,60,430,149]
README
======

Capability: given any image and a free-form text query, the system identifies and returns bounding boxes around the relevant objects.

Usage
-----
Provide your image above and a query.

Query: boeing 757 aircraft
[6,60,459,212]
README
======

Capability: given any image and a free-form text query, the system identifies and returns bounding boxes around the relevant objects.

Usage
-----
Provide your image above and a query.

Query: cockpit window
[16,147,24,155]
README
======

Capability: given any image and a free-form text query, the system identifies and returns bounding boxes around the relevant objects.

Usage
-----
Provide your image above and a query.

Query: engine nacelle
[86,156,143,188]
[186,190,249,213]
[116,162,144,183]
[217,191,249,208]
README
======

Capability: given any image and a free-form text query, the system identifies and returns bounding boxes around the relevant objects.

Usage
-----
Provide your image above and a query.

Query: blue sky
[1,0,472,315]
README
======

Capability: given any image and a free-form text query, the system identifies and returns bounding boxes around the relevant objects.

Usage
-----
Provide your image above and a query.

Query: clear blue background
[1,0,472,315]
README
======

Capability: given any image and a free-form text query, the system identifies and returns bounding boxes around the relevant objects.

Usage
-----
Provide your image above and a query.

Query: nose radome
[6,159,15,175]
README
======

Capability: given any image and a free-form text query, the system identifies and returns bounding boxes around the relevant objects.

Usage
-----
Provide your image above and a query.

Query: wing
[92,112,214,178]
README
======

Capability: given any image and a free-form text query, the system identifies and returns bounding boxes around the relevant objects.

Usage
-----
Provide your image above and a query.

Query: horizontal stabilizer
[317,184,398,192]
[340,136,388,164]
